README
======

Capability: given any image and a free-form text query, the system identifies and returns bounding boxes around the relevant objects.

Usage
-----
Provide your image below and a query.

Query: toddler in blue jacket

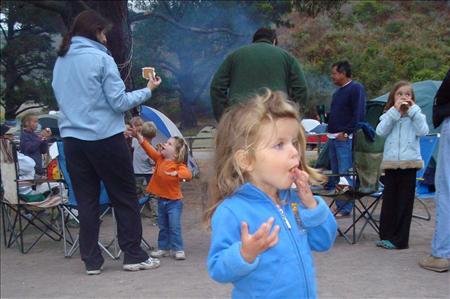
[205,89,337,299]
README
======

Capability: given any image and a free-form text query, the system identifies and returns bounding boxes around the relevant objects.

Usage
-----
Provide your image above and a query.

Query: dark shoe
[419,255,449,272]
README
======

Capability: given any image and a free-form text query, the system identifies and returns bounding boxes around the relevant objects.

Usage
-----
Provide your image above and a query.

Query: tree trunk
[176,56,198,129]
[89,0,134,90]
[179,96,197,129]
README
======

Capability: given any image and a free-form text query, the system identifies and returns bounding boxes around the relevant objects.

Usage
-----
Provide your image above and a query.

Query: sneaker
[150,249,170,258]
[376,240,397,250]
[419,255,449,272]
[86,266,103,275]
[123,257,160,271]
[174,251,186,260]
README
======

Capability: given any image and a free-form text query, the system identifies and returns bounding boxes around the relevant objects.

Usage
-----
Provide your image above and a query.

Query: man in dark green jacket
[210,28,308,121]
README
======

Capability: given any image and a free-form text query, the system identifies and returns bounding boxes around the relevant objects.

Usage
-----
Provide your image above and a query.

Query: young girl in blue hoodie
[376,81,429,250]
[205,89,337,299]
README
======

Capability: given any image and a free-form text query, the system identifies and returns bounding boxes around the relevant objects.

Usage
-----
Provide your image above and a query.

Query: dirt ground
[1,151,449,298]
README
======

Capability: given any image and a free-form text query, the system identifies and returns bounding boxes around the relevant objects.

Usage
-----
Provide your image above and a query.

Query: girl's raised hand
[127,126,143,143]
[240,217,280,264]
[292,167,317,209]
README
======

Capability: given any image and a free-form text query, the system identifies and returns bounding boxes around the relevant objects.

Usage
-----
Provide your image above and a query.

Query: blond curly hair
[204,89,324,228]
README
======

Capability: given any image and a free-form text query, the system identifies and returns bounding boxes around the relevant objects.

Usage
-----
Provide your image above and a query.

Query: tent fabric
[140,105,200,177]
[368,80,442,135]
[301,119,320,132]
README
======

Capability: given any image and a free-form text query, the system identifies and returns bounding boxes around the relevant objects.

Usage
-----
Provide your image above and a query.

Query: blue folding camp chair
[56,141,120,259]
[413,134,440,221]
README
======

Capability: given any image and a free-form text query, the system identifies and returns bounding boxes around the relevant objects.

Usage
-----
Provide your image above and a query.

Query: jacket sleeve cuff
[140,87,152,100]
[386,106,401,120]
[223,241,259,276]
[407,104,420,119]
[298,196,330,228]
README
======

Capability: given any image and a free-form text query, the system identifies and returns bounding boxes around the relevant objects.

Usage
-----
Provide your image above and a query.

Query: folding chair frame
[1,201,66,253]
[326,190,382,244]
[1,139,68,253]
[318,178,382,245]
[412,134,439,221]
[60,202,121,259]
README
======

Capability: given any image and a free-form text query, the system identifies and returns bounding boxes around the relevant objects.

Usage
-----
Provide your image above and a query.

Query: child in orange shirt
[132,130,192,260]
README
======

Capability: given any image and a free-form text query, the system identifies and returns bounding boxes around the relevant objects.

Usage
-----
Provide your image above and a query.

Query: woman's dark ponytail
[56,10,111,57]
[57,32,73,57]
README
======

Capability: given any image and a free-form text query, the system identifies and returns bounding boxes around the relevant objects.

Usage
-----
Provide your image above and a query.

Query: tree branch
[130,11,244,36]
[153,59,179,74]
[29,0,67,15]
[15,26,47,36]
[77,0,91,11]
[0,24,8,40]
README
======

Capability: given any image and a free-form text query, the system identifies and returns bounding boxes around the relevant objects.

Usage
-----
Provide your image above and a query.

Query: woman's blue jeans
[157,198,184,251]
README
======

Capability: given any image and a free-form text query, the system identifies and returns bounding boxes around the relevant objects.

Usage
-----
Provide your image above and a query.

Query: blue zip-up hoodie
[52,36,152,141]
[207,183,337,299]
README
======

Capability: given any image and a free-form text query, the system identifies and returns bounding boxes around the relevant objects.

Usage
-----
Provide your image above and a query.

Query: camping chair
[1,138,67,253]
[56,141,151,258]
[315,129,385,244]
[413,134,440,221]
[55,141,121,259]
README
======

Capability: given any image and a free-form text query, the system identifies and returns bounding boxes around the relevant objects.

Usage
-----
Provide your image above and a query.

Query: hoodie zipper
[274,199,310,297]
[276,204,292,229]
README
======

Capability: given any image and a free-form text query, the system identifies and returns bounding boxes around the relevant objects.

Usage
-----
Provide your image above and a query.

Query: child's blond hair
[171,136,189,164]
[204,89,324,228]
[142,121,157,140]
[130,116,144,127]
[21,113,38,129]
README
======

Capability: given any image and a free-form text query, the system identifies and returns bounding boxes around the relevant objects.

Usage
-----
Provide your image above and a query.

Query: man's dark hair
[57,10,112,57]
[332,60,352,78]
[252,28,277,45]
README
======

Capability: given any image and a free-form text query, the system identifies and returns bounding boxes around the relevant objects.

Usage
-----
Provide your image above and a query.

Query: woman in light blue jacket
[52,10,162,274]
[376,81,429,250]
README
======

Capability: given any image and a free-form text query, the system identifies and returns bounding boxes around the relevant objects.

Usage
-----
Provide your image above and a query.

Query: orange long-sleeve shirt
[140,139,192,200]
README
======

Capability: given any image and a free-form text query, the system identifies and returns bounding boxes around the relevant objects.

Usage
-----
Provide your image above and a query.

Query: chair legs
[328,194,382,244]
[1,201,65,254]
[61,205,121,260]
[412,196,431,221]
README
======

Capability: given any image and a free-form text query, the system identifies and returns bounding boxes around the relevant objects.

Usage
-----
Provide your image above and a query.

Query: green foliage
[292,1,450,101]
[0,1,60,120]
[352,1,394,24]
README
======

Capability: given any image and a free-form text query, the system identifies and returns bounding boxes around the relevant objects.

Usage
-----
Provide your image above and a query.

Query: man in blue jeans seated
[326,60,366,217]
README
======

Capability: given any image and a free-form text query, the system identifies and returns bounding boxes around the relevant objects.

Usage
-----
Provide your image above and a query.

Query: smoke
[130,1,266,120]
